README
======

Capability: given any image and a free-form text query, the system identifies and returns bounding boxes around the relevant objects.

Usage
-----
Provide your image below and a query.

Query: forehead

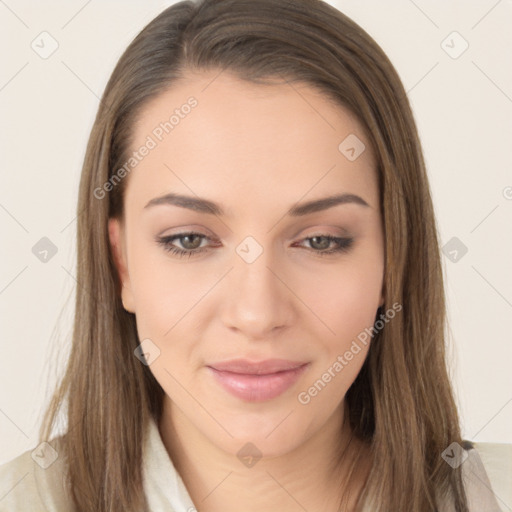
[125,70,378,215]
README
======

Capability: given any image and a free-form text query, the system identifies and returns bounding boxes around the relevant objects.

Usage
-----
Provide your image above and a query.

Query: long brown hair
[39,0,471,510]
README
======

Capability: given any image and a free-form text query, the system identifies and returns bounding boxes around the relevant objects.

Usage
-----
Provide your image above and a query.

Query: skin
[109,70,385,512]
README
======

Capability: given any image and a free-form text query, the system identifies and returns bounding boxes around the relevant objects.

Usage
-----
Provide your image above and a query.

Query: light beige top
[0,417,508,511]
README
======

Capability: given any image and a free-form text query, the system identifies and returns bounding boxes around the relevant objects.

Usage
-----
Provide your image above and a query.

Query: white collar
[142,417,197,512]
[141,417,504,512]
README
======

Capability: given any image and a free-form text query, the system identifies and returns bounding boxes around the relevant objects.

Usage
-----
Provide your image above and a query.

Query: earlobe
[108,218,135,313]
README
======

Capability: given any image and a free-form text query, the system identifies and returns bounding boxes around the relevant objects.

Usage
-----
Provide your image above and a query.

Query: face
[108,70,384,458]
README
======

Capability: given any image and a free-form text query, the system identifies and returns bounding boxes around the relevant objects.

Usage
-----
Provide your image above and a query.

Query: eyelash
[155,232,354,259]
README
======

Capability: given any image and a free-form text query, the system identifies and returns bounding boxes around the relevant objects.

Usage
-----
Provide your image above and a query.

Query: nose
[219,248,295,341]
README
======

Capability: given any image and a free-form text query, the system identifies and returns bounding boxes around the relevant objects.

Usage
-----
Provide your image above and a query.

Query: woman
[0,0,502,511]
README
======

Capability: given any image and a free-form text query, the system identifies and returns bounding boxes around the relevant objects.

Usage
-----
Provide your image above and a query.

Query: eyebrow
[143,192,370,216]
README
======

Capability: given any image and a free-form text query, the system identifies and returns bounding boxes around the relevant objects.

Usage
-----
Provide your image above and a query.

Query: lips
[206,359,309,402]
[208,358,307,374]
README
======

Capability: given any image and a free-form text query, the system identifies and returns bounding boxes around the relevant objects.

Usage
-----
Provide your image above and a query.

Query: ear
[108,218,135,313]
[379,280,386,308]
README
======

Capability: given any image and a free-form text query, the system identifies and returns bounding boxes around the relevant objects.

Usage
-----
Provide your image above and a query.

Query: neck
[158,399,370,512]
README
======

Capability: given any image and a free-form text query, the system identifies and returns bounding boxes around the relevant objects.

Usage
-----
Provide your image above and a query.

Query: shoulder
[464,442,511,512]
[435,442,508,512]
[0,436,73,512]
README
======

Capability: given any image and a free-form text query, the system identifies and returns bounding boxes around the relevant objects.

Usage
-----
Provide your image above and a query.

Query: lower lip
[207,364,309,402]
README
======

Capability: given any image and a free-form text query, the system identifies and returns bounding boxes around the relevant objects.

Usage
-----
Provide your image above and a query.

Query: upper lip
[207,359,308,375]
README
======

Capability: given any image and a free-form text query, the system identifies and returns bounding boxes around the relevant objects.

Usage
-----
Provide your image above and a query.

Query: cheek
[305,262,383,343]
[296,266,379,412]
[126,242,197,338]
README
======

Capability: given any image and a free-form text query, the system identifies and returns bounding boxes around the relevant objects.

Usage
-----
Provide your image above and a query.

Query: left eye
[296,235,354,256]
[156,232,354,259]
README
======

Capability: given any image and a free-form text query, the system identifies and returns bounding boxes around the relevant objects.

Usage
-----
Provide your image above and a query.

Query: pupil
[183,235,201,249]
[311,236,329,250]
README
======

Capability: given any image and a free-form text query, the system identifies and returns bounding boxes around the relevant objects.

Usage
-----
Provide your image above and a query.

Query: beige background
[1,0,511,465]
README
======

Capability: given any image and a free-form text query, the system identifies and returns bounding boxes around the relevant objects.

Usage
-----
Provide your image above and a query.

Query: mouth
[206,359,310,402]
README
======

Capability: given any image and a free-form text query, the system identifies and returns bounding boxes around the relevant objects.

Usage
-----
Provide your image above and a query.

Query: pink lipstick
[207,359,309,402]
